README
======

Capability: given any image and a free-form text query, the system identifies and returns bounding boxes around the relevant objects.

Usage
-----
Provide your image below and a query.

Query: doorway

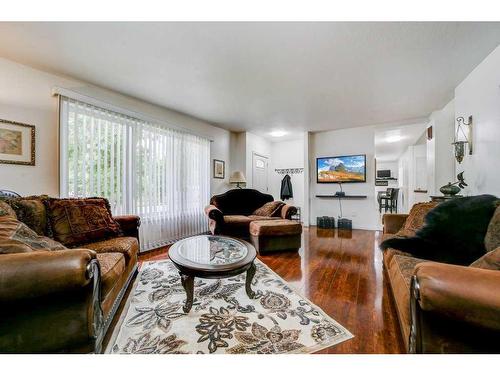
[252,152,269,193]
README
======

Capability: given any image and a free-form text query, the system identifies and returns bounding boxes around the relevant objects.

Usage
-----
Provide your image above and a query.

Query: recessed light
[270,130,287,137]
[386,135,403,143]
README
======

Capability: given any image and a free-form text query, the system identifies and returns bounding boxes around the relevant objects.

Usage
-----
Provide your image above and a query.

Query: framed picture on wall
[0,119,35,166]
[213,159,225,179]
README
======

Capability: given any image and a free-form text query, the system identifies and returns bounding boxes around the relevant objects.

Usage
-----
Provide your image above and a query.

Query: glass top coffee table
[168,235,257,313]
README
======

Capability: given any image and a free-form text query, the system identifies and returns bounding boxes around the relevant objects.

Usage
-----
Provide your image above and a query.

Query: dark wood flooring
[104,227,405,354]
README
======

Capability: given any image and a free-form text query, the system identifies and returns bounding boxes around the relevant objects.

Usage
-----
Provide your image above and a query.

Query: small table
[168,235,257,313]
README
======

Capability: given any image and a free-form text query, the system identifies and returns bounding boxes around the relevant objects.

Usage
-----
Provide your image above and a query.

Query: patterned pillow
[252,201,285,217]
[470,246,500,270]
[45,197,122,247]
[0,214,66,254]
[4,195,50,236]
[0,200,17,218]
[395,201,439,238]
[484,202,500,252]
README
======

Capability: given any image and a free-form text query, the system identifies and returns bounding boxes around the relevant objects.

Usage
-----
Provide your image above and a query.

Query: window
[59,96,210,251]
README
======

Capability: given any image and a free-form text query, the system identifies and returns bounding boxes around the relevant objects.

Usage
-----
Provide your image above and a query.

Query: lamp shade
[229,171,246,184]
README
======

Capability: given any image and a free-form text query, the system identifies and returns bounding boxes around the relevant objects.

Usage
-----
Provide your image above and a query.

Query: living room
[1,2,499,374]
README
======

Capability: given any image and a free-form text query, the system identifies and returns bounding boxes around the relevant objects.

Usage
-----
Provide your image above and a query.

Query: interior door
[252,153,269,193]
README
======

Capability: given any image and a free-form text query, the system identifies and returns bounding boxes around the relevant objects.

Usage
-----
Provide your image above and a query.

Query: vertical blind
[59,96,210,251]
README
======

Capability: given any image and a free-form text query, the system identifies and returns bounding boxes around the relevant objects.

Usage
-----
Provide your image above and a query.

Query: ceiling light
[386,135,403,143]
[269,130,287,137]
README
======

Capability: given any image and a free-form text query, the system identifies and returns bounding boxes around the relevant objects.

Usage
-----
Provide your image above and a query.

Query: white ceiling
[375,122,427,162]
[1,22,500,136]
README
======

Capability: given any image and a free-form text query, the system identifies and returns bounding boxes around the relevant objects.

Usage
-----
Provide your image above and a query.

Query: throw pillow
[0,214,66,254]
[484,202,500,252]
[0,200,17,218]
[470,246,500,270]
[252,201,285,217]
[395,201,439,238]
[381,195,499,266]
[4,195,50,236]
[45,197,122,247]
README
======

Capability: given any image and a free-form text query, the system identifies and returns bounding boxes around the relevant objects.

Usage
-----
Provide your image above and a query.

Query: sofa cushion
[386,254,429,348]
[484,203,500,252]
[5,196,50,236]
[223,215,253,228]
[250,219,302,237]
[45,197,123,247]
[0,214,66,254]
[252,201,285,217]
[247,215,283,221]
[470,246,500,270]
[84,236,139,264]
[396,201,439,238]
[96,252,126,298]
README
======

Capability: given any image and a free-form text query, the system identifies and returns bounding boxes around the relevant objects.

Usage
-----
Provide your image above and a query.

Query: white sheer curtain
[59,96,210,251]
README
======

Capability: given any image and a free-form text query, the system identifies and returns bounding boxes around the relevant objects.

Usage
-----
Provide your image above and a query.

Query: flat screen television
[317,154,366,183]
[377,169,391,178]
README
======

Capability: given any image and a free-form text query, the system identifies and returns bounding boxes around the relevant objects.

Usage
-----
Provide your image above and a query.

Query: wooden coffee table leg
[179,273,195,313]
[245,262,256,299]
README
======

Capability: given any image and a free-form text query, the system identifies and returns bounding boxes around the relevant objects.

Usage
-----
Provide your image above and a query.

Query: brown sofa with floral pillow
[0,195,140,353]
[205,189,298,239]
[382,201,500,353]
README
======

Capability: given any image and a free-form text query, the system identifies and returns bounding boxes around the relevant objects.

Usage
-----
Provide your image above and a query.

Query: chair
[379,188,399,213]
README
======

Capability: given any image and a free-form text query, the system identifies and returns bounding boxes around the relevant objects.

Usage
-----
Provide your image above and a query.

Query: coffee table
[168,235,257,313]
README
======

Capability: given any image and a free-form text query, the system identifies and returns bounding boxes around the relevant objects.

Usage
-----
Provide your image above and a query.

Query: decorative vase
[439,183,461,197]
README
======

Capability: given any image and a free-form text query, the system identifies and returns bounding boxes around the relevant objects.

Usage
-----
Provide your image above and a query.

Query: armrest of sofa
[114,215,141,241]
[205,205,224,234]
[0,249,104,353]
[280,204,297,219]
[414,262,500,331]
[382,213,408,234]
[0,249,97,302]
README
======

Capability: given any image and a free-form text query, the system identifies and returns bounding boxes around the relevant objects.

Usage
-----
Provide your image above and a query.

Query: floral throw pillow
[252,201,285,217]
[45,197,123,247]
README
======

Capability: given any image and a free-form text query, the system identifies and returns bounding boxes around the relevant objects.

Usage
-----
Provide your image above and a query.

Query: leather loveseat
[382,201,500,353]
[205,189,297,239]
[0,193,140,353]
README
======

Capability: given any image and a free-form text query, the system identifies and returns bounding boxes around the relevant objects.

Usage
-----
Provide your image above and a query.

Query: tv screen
[377,169,391,178]
[317,154,366,183]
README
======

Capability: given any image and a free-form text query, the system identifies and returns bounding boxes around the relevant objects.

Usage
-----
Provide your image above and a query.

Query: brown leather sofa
[0,194,140,353]
[382,203,500,353]
[205,189,297,239]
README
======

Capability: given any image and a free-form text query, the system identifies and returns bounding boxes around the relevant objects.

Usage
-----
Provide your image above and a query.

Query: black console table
[315,195,367,199]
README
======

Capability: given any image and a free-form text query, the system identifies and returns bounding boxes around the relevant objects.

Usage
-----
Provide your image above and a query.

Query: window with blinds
[59,96,210,251]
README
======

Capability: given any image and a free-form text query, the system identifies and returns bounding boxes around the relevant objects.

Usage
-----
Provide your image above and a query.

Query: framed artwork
[213,159,225,179]
[0,119,35,166]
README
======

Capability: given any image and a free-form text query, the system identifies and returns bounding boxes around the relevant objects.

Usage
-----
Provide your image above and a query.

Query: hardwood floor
[104,227,405,354]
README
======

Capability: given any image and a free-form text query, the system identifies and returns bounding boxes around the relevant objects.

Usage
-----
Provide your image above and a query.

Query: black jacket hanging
[280,174,293,200]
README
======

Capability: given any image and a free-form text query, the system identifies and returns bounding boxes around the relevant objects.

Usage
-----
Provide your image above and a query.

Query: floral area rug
[106,259,353,354]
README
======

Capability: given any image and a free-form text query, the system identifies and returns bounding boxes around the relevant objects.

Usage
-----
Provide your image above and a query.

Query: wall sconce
[452,115,473,163]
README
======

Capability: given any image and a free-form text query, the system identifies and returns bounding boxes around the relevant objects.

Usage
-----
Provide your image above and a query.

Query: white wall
[0,57,231,196]
[229,132,247,186]
[454,45,500,197]
[309,126,378,230]
[426,99,456,195]
[270,138,305,207]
